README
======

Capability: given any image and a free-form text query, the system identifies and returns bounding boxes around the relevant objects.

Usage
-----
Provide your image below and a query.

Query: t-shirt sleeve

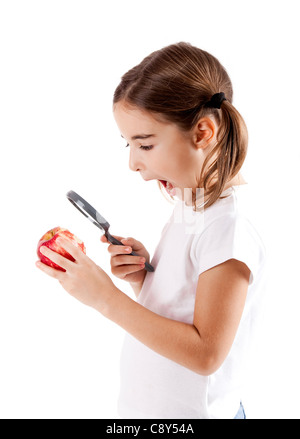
[191,214,265,285]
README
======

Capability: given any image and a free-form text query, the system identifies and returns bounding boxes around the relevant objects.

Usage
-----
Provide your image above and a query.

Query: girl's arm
[105,258,250,375]
[37,239,250,376]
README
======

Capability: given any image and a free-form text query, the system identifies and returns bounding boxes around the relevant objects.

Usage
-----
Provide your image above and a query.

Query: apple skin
[37,227,86,272]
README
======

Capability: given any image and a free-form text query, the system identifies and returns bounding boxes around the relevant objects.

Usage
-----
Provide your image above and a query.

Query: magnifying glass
[66,190,155,272]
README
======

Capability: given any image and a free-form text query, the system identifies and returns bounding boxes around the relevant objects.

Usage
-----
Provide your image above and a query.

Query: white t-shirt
[118,185,267,419]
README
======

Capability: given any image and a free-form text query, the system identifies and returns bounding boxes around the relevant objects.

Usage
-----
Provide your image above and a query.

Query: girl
[36,42,266,419]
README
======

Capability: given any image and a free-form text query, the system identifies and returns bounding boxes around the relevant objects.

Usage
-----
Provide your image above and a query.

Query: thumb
[120,237,147,256]
[121,237,142,249]
[121,238,130,244]
[121,237,137,244]
[101,234,125,244]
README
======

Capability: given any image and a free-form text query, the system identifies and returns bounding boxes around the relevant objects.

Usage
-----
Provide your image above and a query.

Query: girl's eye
[140,145,153,151]
[124,143,153,151]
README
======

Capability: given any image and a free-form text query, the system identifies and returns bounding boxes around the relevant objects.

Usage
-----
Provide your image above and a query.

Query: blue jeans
[234,402,246,419]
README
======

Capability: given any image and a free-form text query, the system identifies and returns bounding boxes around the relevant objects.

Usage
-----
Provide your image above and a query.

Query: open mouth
[159,180,177,196]
[159,179,167,188]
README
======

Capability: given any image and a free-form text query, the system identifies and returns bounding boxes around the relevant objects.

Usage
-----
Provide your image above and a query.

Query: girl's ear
[193,117,216,150]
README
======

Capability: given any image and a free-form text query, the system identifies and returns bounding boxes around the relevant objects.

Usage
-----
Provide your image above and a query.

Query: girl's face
[113,101,211,201]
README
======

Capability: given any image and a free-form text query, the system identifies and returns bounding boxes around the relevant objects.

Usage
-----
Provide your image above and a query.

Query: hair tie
[206,92,226,109]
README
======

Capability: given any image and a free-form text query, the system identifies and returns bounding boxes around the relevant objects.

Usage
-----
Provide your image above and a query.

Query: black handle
[106,232,155,272]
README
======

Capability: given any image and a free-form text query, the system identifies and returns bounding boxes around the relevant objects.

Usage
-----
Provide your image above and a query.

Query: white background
[1,0,299,419]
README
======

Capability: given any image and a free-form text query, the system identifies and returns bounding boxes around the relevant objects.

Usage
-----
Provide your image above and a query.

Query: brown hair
[113,42,248,210]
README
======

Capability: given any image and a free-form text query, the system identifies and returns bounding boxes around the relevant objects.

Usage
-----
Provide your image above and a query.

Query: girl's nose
[129,148,143,172]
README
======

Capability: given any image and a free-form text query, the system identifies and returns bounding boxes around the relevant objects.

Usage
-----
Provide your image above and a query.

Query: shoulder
[197,185,265,250]
[191,188,266,284]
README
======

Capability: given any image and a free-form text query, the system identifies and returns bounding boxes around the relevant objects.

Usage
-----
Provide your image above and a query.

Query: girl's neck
[185,172,247,208]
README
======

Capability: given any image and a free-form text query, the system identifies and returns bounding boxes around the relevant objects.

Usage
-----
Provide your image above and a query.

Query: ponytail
[198,100,248,210]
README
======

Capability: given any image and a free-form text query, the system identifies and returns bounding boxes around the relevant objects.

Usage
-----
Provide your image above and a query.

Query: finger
[113,263,145,277]
[120,237,141,246]
[101,234,124,244]
[35,260,64,279]
[111,234,125,241]
[107,243,132,256]
[120,237,134,244]
[39,245,73,271]
[100,235,108,243]
[120,237,144,253]
[112,254,145,268]
[56,237,84,262]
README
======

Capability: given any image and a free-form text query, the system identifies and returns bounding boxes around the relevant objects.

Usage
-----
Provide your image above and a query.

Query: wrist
[96,286,123,319]
[92,284,117,318]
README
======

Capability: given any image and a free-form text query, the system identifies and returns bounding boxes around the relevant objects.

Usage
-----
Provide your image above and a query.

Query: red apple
[37,227,86,272]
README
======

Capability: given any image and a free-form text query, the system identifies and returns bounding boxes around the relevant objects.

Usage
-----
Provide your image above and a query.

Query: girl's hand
[36,237,118,315]
[100,235,149,286]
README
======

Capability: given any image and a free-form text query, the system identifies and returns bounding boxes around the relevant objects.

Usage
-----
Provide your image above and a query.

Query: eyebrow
[121,134,155,141]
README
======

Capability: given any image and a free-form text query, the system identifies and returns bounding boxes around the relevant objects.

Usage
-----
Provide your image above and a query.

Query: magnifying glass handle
[105,232,155,272]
